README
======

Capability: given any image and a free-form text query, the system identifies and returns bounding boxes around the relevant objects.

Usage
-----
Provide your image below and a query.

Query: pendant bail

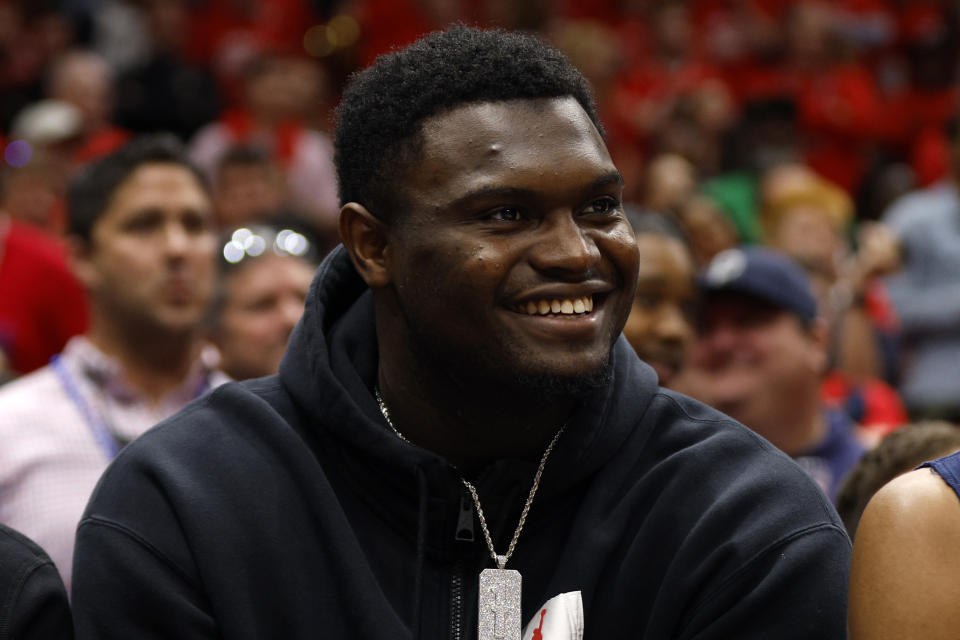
[496,554,507,570]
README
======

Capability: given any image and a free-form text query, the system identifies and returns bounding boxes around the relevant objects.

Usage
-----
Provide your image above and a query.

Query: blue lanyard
[50,355,120,460]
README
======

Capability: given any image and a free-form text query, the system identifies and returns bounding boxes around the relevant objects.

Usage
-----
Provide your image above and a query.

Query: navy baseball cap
[698,247,818,324]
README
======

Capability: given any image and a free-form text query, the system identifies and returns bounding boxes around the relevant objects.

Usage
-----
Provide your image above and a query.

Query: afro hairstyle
[333,24,602,222]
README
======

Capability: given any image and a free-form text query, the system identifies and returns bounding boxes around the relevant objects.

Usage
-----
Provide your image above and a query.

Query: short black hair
[67,134,208,243]
[333,25,602,222]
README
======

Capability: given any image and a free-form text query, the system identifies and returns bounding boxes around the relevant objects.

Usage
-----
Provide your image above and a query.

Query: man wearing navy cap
[686,247,865,501]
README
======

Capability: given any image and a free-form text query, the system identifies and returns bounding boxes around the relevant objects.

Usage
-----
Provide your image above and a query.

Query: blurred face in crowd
[212,253,314,380]
[245,57,316,123]
[692,293,827,453]
[380,97,639,392]
[679,196,737,267]
[75,163,216,336]
[214,161,284,228]
[1,161,62,230]
[653,4,691,57]
[759,163,817,210]
[622,233,696,387]
[148,0,190,54]
[766,205,842,302]
[644,153,696,215]
[785,2,833,66]
[50,52,113,131]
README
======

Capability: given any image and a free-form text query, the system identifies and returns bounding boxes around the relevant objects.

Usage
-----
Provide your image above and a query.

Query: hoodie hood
[278,245,661,495]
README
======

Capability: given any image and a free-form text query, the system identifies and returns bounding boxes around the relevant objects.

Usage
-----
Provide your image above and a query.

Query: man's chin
[509,360,613,399]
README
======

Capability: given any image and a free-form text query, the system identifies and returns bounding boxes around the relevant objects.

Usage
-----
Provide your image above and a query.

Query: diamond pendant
[478,564,522,640]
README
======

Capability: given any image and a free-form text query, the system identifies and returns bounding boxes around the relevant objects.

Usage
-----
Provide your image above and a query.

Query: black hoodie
[72,246,850,639]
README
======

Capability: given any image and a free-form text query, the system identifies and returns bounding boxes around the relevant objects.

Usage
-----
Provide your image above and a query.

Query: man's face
[79,163,216,335]
[622,233,695,387]
[383,97,639,393]
[212,253,314,380]
[768,206,842,282]
[691,293,825,438]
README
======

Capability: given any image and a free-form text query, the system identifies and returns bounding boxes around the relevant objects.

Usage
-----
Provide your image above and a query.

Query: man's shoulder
[587,388,849,633]
[0,523,54,569]
[0,524,72,638]
[883,182,958,229]
[79,375,311,552]
[642,389,787,461]
[90,376,297,486]
[121,375,291,449]
[627,390,841,521]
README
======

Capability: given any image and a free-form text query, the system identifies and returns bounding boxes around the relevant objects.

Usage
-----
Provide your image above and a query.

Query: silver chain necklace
[374,387,566,640]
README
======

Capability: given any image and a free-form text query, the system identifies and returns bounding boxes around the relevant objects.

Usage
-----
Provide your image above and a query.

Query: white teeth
[521,296,595,316]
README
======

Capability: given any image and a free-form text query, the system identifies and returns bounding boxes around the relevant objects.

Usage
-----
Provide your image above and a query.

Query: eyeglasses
[221,226,312,265]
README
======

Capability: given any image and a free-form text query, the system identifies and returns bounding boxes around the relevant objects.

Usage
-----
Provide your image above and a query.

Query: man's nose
[163,222,191,256]
[529,212,600,276]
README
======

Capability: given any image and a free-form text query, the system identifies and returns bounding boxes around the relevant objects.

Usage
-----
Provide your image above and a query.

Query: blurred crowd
[2,0,960,585]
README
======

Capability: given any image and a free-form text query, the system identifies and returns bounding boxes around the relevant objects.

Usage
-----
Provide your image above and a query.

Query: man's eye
[125,217,160,233]
[488,207,523,222]
[182,212,211,234]
[584,197,619,216]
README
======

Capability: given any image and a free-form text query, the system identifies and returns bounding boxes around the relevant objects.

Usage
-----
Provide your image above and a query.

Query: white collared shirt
[0,336,228,593]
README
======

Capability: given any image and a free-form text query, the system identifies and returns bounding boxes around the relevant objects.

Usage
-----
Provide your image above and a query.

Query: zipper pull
[454,491,475,542]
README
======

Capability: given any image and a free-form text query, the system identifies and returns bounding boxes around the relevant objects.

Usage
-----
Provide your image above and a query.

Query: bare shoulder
[849,468,960,640]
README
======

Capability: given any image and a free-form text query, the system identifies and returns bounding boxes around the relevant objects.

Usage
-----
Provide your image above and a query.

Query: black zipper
[449,563,465,640]
[450,490,476,639]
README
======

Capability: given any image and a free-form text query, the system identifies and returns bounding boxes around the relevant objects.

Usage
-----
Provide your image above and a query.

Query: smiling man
[72,27,849,639]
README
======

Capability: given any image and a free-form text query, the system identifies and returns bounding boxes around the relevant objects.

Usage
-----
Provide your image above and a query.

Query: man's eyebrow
[447,171,625,210]
[450,185,536,208]
[588,171,625,191]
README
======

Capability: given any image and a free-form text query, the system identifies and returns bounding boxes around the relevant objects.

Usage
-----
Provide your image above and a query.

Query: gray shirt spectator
[882,180,960,419]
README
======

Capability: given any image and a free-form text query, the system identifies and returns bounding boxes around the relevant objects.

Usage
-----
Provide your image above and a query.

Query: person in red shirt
[0,211,87,378]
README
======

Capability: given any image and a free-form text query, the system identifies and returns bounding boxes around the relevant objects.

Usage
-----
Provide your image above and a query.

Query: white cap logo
[705,248,747,285]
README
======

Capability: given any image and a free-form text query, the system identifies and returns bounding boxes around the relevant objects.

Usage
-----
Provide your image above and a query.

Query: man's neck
[376,359,576,475]
[85,319,202,405]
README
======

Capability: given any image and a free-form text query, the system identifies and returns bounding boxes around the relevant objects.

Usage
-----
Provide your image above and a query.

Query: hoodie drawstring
[411,466,428,638]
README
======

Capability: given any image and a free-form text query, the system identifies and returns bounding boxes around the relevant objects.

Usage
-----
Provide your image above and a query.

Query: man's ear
[339,202,391,288]
[66,235,98,291]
